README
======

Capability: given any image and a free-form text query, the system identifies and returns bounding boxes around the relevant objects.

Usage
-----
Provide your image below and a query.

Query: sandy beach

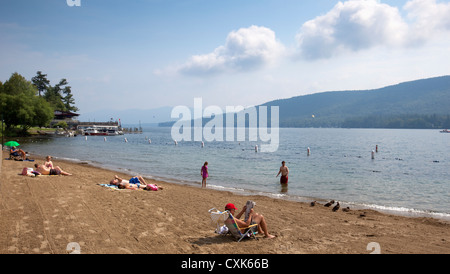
[1,151,449,254]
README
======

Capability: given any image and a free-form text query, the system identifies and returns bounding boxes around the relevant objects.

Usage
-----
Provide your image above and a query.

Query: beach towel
[21,167,40,177]
[5,158,35,161]
[98,184,119,190]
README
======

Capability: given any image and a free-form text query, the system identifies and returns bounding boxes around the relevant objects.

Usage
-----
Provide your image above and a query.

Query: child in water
[201,161,209,188]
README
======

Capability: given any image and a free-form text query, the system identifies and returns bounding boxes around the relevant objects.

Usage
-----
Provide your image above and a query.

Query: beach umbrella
[4,141,20,147]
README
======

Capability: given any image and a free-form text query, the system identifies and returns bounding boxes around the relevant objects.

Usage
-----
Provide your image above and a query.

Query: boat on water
[81,125,123,136]
[83,127,108,136]
[440,129,450,133]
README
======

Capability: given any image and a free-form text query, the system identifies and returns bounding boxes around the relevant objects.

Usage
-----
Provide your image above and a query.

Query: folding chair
[209,208,258,242]
[224,211,258,242]
[9,150,22,160]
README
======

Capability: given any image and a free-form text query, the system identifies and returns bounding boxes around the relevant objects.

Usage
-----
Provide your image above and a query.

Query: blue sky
[1,0,450,122]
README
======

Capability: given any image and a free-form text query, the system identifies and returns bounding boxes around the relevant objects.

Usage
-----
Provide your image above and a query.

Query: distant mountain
[159,75,450,129]
[261,75,450,128]
[82,76,450,129]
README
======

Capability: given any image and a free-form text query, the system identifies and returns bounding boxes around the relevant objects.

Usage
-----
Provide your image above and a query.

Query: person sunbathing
[224,203,275,239]
[110,175,163,191]
[44,155,54,169]
[34,164,72,176]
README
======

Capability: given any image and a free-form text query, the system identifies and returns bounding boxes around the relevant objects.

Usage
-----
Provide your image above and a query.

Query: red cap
[225,203,237,211]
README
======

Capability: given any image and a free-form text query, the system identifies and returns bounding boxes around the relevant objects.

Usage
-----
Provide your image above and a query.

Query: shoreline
[13,130,450,222]
[33,151,450,222]
[1,151,449,254]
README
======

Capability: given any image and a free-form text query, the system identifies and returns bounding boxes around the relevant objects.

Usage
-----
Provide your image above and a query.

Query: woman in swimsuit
[201,161,209,188]
[44,155,54,169]
[34,164,72,176]
[110,175,163,191]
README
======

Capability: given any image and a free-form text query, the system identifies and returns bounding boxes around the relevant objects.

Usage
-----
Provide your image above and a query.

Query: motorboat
[82,125,123,136]
[83,127,108,136]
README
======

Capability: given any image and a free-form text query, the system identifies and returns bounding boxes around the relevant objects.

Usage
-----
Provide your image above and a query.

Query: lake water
[17,127,450,220]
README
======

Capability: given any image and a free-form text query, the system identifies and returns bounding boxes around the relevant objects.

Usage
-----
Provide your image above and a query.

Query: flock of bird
[310,200,350,212]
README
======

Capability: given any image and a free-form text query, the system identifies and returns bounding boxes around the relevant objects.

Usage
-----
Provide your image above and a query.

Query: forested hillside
[160,76,450,129]
[262,76,450,128]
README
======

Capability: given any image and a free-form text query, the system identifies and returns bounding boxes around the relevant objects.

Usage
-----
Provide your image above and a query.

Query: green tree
[44,84,65,110]
[0,72,54,134]
[31,71,50,97]
[33,96,54,128]
[43,78,78,112]
[62,84,78,112]
[2,72,37,97]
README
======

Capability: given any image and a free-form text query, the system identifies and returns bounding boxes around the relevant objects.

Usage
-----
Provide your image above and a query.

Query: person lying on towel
[110,175,163,191]
[34,164,72,176]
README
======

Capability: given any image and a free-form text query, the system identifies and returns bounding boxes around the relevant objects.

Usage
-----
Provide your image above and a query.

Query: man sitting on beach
[10,146,27,160]
[110,175,163,191]
[34,163,72,176]
[225,203,275,239]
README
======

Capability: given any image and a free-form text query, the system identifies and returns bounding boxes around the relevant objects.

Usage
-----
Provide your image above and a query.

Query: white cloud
[404,0,450,40]
[176,25,285,76]
[296,0,411,60]
[295,0,450,60]
[159,0,450,77]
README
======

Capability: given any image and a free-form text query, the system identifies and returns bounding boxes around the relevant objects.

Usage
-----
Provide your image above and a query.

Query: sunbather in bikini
[110,175,163,191]
[44,155,54,169]
[34,164,72,176]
